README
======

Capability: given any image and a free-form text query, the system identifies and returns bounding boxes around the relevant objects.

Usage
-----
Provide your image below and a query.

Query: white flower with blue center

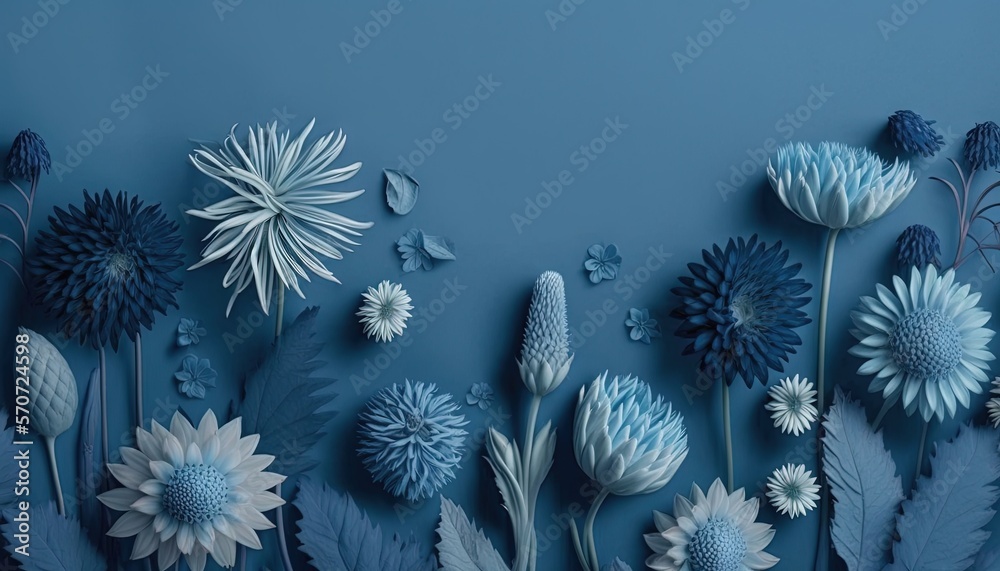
[849,265,995,422]
[357,280,413,343]
[764,375,817,436]
[766,464,820,519]
[986,378,1000,428]
[645,478,778,571]
[98,410,285,571]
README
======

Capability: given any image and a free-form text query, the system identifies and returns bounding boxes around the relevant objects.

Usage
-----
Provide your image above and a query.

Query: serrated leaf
[293,477,437,571]
[422,235,456,260]
[823,388,903,571]
[886,424,1000,571]
[437,497,510,571]
[601,558,632,571]
[1,501,106,570]
[238,307,336,476]
[0,409,19,509]
[384,169,419,215]
[77,369,103,542]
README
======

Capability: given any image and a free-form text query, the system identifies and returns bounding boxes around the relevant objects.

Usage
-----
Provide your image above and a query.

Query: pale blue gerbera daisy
[766,463,819,519]
[356,280,413,343]
[98,410,286,571]
[187,119,374,315]
[849,265,995,421]
[644,478,778,571]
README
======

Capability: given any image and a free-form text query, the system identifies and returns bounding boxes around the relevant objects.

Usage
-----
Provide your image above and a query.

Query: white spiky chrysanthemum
[357,280,413,343]
[987,378,1000,428]
[765,375,818,436]
[766,464,820,519]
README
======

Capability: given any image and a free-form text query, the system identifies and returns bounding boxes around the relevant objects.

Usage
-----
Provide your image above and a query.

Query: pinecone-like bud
[19,327,78,437]
[518,271,574,396]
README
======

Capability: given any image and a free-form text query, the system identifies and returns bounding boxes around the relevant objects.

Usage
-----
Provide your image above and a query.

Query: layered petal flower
[356,280,413,343]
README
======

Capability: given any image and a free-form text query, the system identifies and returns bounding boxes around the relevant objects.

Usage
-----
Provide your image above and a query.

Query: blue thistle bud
[896,224,941,273]
[6,129,51,181]
[964,121,1000,171]
[518,271,574,396]
[888,110,944,158]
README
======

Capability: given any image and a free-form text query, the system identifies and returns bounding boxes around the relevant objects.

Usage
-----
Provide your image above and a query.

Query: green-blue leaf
[437,497,510,571]
[601,558,633,571]
[1,501,106,570]
[823,388,903,571]
[886,424,1000,571]
[384,169,419,215]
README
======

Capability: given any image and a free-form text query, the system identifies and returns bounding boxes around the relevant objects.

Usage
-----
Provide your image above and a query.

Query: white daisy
[987,378,1000,428]
[765,374,818,436]
[766,464,820,519]
[98,410,285,571]
[357,280,413,343]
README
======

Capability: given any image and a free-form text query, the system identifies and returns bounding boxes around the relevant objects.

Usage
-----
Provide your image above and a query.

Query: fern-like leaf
[886,424,1000,571]
[1,501,106,570]
[436,497,510,571]
[293,477,437,571]
[238,306,336,476]
[823,388,904,571]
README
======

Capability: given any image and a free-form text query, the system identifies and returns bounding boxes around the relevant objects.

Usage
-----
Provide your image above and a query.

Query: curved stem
[0,203,26,238]
[723,382,734,493]
[915,420,929,480]
[0,259,25,288]
[275,286,285,339]
[43,436,65,515]
[569,520,589,571]
[8,180,29,206]
[99,347,108,469]
[583,487,610,571]
[271,287,294,571]
[135,333,144,426]
[871,398,896,431]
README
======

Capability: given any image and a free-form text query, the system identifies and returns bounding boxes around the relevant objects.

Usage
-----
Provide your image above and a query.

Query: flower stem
[135,332,144,426]
[915,420,929,480]
[43,436,64,515]
[272,287,294,571]
[518,394,543,571]
[99,347,108,469]
[583,487,610,571]
[723,382,734,493]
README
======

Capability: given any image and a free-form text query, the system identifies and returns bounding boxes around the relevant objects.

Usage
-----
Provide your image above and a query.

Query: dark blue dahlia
[29,190,184,350]
[888,110,944,158]
[5,129,51,181]
[896,224,941,273]
[964,121,1000,170]
[671,235,812,388]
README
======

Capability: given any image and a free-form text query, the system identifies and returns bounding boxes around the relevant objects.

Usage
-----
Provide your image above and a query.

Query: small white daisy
[987,378,1000,428]
[766,463,820,519]
[765,374,818,436]
[357,280,413,343]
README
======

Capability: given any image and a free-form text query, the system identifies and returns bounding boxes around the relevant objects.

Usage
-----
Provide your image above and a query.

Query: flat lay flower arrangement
[5,109,1000,571]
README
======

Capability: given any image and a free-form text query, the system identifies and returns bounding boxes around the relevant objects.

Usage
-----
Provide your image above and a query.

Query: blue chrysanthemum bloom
[5,129,50,181]
[896,224,941,273]
[645,479,778,570]
[671,235,812,388]
[964,121,1000,171]
[29,190,184,350]
[768,142,916,229]
[358,380,469,501]
[849,265,995,421]
[518,271,574,396]
[888,110,944,158]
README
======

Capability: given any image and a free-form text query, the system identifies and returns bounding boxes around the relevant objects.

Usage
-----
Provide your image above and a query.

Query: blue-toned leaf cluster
[2,502,106,571]
[397,228,457,272]
[238,306,336,477]
[888,110,944,158]
[437,498,510,571]
[294,478,438,571]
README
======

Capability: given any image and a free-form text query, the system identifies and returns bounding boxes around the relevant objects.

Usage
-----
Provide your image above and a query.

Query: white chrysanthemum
[644,478,778,571]
[766,464,819,519]
[98,410,285,571]
[764,375,818,436]
[357,280,413,343]
[987,378,1000,428]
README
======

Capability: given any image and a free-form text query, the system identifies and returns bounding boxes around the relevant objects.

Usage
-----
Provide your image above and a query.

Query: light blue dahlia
[849,265,995,421]
[518,270,574,396]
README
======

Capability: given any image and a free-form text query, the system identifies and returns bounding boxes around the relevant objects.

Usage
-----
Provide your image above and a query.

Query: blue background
[3,1,1000,569]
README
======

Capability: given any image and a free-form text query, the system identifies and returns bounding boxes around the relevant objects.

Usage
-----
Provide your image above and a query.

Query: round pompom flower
[767,142,916,229]
[518,270,574,396]
[766,464,820,519]
[849,265,995,422]
[356,280,413,343]
[574,373,688,496]
[358,380,468,501]
[764,375,818,436]
[671,235,812,388]
[896,224,941,273]
[98,410,286,571]
[964,121,1000,171]
[6,128,50,181]
[888,110,944,158]
[29,190,184,350]
[644,478,778,571]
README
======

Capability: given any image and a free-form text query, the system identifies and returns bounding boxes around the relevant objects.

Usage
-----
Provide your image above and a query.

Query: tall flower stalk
[2,129,50,285]
[485,271,573,571]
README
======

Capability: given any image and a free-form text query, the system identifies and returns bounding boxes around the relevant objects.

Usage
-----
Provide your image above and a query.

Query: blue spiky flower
[358,380,468,501]
[5,129,50,181]
[888,110,944,158]
[518,271,574,396]
[671,235,812,388]
[29,190,184,350]
[896,224,941,273]
[965,121,1000,171]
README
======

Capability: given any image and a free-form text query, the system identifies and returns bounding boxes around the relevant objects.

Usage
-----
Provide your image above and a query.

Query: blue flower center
[688,518,746,571]
[162,464,229,524]
[106,251,136,280]
[889,309,962,379]
[405,413,424,434]
[730,295,756,328]
[379,304,396,319]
